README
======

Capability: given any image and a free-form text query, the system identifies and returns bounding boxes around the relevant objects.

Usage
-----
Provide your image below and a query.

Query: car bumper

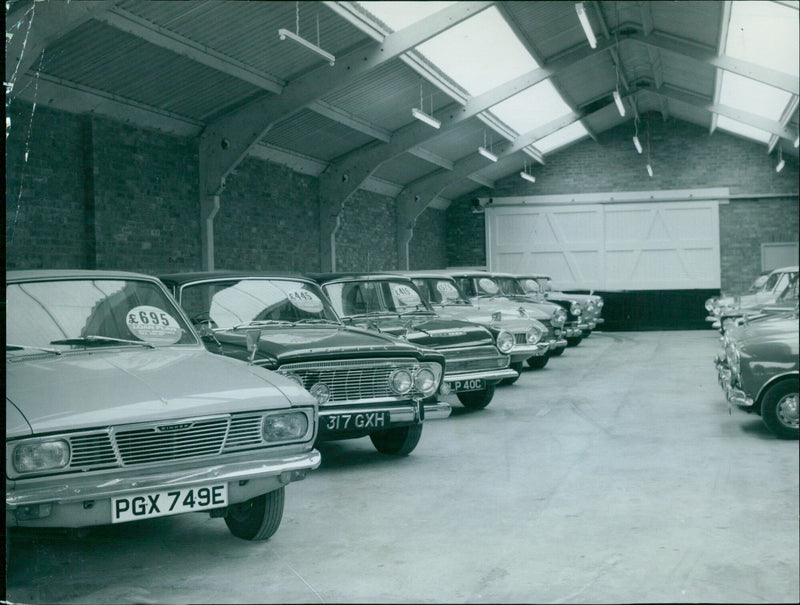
[319,400,451,429]
[716,364,753,410]
[509,342,549,362]
[6,449,321,527]
[444,368,519,386]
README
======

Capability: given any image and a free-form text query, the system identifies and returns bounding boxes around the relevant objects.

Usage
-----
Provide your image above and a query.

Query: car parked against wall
[6,270,321,541]
[715,310,799,439]
[706,265,798,325]
[311,273,518,409]
[715,271,798,334]
[160,272,449,456]
[516,273,605,337]
[402,271,550,375]
[444,270,569,358]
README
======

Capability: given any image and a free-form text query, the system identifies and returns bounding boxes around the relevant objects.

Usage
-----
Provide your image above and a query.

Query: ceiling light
[278,29,335,66]
[794,135,799,148]
[776,158,785,172]
[520,171,536,183]
[412,107,441,129]
[575,3,597,49]
[646,163,653,177]
[479,146,498,162]
[632,135,642,154]
[613,90,626,117]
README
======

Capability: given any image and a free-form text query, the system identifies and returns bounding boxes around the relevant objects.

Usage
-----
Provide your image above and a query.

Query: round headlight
[552,308,567,327]
[496,330,514,353]
[526,325,543,344]
[309,382,331,404]
[13,440,70,474]
[280,371,306,389]
[570,301,582,316]
[262,412,309,442]
[413,367,438,396]
[390,369,413,395]
[585,302,595,315]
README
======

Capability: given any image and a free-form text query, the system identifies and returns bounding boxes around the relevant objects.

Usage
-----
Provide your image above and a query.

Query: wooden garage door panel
[487,200,720,291]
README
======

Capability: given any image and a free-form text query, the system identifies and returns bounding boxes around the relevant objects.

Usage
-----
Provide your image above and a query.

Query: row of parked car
[705,265,799,439]
[6,268,603,543]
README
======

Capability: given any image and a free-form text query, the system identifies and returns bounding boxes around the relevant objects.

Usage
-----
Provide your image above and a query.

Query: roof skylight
[533,121,591,155]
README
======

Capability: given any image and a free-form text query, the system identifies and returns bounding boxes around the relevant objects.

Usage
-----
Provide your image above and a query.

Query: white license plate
[451,378,485,392]
[111,483,228,524]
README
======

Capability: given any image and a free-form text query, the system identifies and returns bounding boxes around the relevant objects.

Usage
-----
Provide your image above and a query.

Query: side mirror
[245,329,261,365]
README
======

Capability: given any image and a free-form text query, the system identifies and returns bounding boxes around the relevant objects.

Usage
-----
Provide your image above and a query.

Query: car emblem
[156,422,194,432]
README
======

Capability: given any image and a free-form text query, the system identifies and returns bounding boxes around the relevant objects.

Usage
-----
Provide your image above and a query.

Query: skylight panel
[718,72,793,120]
[533,121,590,155]
[358,1,456,31]
[490,81,573,135]
[414,6,540,96]
[715,116,772,144]
[725,1,799,77]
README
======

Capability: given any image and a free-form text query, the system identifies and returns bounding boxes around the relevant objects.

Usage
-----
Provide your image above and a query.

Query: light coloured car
[6,270,320,541]
[705,265,798,325]
[516,274,605,336]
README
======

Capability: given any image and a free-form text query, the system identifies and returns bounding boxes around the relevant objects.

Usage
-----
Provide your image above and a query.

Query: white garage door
[485,190,725,291]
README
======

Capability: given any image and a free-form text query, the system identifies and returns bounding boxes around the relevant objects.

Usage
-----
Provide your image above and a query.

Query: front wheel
[370,424,423,455]
[457,384,496,410]
[549,346,565,357]
[501,361,524,385]
[566,336,583,347]
[760,380,799,439]
[224,488,284,541]
[526,355,549,369]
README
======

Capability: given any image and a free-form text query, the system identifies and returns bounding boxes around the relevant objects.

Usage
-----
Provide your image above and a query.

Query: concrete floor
[6,330,799,604]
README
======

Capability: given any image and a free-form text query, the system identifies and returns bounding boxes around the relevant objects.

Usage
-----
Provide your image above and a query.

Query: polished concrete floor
[6,330,799,604]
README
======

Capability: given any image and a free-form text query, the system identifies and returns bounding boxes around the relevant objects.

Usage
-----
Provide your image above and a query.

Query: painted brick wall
[409,206,448,269]
[334,189,399,271]
[216,158,321,273]
[6,102,89,269]
[447,117,799,292]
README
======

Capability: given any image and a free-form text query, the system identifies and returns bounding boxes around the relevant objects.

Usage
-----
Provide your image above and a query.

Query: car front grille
[278,358,428,404]
[441,345,508,375]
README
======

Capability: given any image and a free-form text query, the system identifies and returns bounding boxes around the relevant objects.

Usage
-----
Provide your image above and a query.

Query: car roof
[7,269,161,283]
[400,271,457,280]
[516,273,552,280]
[158,270,308,285]
[308,272,415,284]
[770,266,799,273]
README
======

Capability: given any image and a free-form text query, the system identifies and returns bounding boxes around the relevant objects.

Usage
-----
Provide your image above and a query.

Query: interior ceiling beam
[96,7,285,94]
[408,147,455,171]
[6,0,117,88]
[626,32,799,95]
[201,0,494,196]
[709,1,732,135]
[309,100,391,142]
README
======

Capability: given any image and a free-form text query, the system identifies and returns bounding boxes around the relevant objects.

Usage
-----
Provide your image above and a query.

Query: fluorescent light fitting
[632,135,642,154]
[412,107,441,129]
[479,146,498,162]
[776,158,785,172]
[278,29,335,66]
[613,90,626,117]
[646,163,653,177]
[575,3,597,49]
[520,171,536,183]
[794,135,799,148]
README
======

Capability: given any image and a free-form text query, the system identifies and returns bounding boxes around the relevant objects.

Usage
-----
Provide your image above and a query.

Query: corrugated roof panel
[555,53,617,108]
[372,153,442,185]
[262,109,373,161]
[42,20,263,121]
[421,120,488,162]
[660,56,716,99]
[502,1,587,59]
[118,0,370,81]
[649,1,722,49]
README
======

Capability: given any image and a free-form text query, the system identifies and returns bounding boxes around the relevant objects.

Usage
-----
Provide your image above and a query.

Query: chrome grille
[441,345,508,374]
[69,433,117,468]
[226,414,265,449]
[513,332,528,345]
[114,418,229,464]
[279,358,425,403]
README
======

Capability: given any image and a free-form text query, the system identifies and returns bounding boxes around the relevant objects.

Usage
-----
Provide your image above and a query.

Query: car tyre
[501,362,524,385]
[224,488,284,541]
[526,355,549,369]
[760,380,799,439]
[549,347,565,357]
[457,384,496,409]
[370,424,423,455]
[566,336,583,347]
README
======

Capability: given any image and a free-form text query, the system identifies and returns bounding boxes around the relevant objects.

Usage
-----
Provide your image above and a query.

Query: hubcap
[776,393,799,429]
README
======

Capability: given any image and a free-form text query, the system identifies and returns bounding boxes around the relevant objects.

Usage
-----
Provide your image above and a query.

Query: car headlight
[570,301,582,316]
[413,367,438,397]
[596,299,603,308]
[526,325,543,344]
[389,369,413,395]
[279,371,306,389]
[704,298,716,312]
[585,302,595,315]
[309,382,331,404]
[496,330,514,353]
[552,308,567,327]
[12,440,70,474]
[262,412,309,442]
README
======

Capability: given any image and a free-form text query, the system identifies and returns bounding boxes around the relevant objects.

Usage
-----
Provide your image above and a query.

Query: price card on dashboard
[436,281,460,299]
[126,306,182,344]
[287,289,324,313]
[390,283,421,306]
[478,278,500,294]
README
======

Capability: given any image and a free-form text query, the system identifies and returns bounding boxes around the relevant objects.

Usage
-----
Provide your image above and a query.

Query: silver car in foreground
[6,270,321,541]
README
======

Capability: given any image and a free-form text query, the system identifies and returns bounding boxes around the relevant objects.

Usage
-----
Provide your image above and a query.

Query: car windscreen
[519,278,543,294]
[179,279,340,328]
[495,277,526,295]
[7,278,197,352]
[324,280,433,317]
[412,278,470,305]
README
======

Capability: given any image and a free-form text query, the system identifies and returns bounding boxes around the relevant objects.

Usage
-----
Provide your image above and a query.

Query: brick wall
[334,189,399,271]
[409,206,448,269]
[447,116,799,292]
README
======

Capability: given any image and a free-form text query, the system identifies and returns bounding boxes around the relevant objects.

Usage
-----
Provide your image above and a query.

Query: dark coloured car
[715,311,799,439]
[160,272,449,456]
[311,273,518,409]
[516,273,605,337]
[7,270,320,541]
[402,271,550,375]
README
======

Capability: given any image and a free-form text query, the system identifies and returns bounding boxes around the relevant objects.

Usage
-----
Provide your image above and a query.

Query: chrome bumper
[510,342,549,358]
[424,400,452,420]
[549,338,568,349]
[445,368,519,384]
[321,400,451,424]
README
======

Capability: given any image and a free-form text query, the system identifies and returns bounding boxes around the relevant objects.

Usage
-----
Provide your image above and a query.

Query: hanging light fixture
[575,3,597,49]
[279,3,335,66]
[645,120,653,177]
[794,135,799,148]
[613,90,626,117]
[412,82,440,129]
[775,146,785,173]
[478,131,498,162]
[520,159,536,183]
[633,117,642,154]
[646,163,654,177]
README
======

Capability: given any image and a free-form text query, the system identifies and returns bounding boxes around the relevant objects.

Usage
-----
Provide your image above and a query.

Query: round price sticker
[287,289,324,313]
[126,306,183,345]
[477,278,499,294]
[522,279,539,292]
[436,281,460,299]
[391,283,421,305]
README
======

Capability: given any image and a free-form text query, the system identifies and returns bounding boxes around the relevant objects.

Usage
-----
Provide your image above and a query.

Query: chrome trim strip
[445,368,518,382]
[423,401,452,420]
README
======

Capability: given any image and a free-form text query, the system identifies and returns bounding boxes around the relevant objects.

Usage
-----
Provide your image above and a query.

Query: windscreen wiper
[229,320,294,330]
[291,318,342,325]
[49,335,156,349]
[7,344,62,355]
